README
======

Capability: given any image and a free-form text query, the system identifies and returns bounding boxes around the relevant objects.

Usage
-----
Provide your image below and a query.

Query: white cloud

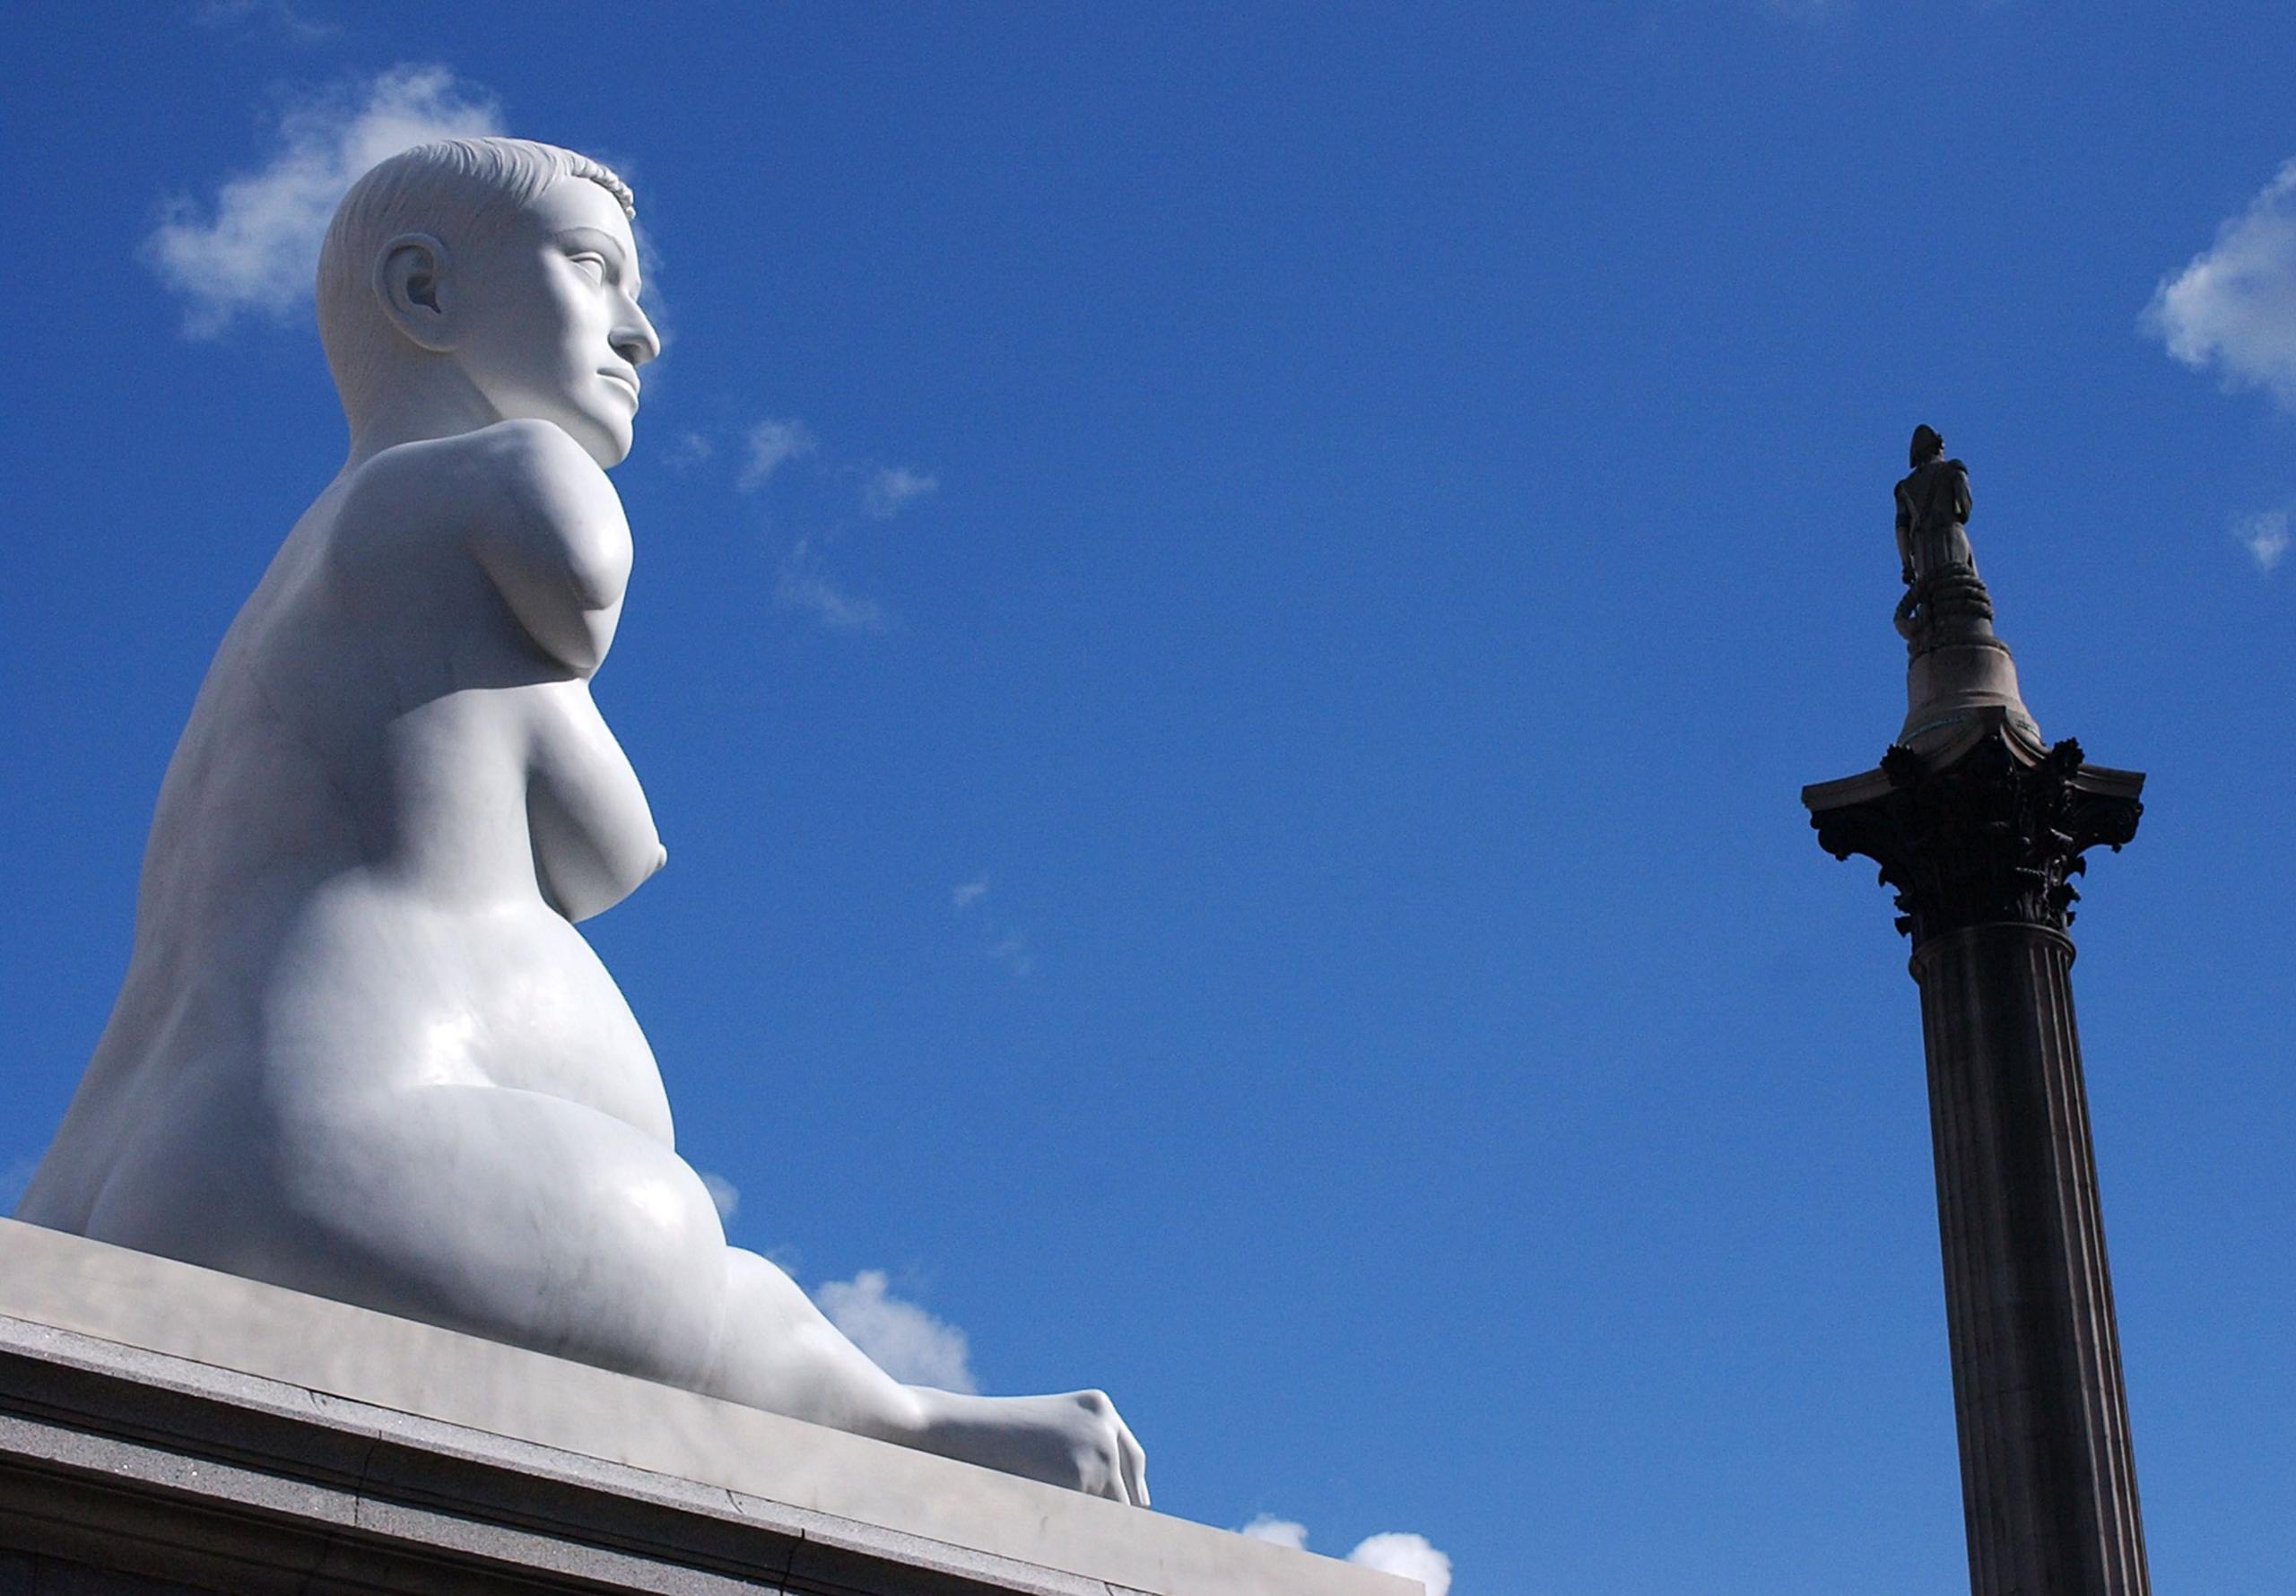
[1239,1518,1452,1596]
[862,464,939,518]
[146,65,501,338]
[698,1171,741,1223]
[740,419,819,490]
[1348,1534,1454,1596]
[776,538,891,633]
[1239,1516,1310,1550]
[2145,160,2296,412]
[2233,507,2291,573]
[813,1271,978,1393]
[952,875,990,910]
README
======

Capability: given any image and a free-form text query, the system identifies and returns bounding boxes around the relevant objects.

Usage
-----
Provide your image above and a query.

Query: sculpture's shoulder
[463,416,619,508]
[340,421,631,623]
[1896,458,1971,520]
[342,421,614,534]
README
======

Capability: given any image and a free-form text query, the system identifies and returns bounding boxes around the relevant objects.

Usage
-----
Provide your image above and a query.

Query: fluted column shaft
[1806,727,2148,1595]
[1911,923,2148,1596]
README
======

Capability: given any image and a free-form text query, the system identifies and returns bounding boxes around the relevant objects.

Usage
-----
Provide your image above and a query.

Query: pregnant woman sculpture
[16,138,1146,1506]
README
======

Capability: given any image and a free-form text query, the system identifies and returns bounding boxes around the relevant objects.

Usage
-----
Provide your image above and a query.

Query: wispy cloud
[146,64,502,337]
[698,1171,741,1223]
[947,874,1032,975]
[705,417,932,630]
[984,931,1035,977]
[194,0,338,41]
[1240,1518,1452,1596]
[2145,159,2296,412]
[663,429,715,472]
[862,464,939,519]
[776,538,891,633]
[813,1271,978,1393]
[739,418,819,490]
[2233,507,2291,573]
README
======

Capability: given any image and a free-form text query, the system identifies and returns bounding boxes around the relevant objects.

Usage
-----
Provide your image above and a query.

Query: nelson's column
[1802,428,2151,1595]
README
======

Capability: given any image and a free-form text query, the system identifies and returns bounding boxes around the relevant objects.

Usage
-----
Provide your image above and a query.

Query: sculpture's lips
[599,369,640,404]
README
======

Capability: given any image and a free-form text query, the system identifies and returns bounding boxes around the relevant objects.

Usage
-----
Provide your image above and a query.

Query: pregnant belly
[455,909,674,1138]
[281,886,676,1144]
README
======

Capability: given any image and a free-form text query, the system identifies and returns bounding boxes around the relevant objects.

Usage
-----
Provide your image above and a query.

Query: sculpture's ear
[373,233,457,353]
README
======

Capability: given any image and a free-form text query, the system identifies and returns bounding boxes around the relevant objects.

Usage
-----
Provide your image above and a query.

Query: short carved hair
[316,137,636,426]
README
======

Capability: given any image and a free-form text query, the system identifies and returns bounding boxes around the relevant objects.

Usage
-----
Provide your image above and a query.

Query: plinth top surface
[0,1218,1408,1596]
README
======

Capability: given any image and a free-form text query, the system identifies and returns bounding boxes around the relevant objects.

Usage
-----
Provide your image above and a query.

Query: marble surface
[14,137,1144,1504]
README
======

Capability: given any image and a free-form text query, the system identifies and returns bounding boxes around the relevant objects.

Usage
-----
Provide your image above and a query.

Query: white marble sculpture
[16,138,1146,1506]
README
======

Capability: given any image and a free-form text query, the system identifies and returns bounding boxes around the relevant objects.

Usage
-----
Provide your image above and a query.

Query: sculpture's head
[317,137,658,467]
[1909,424,1945,468]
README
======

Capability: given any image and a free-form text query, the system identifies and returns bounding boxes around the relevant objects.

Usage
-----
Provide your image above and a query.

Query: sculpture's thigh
[89,1079,731,1389]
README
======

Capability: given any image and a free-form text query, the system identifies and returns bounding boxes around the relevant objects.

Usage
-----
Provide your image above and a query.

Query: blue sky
[4,4,2293,1591]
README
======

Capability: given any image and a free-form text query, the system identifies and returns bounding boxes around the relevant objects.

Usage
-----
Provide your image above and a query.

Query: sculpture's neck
[343,365,505,472]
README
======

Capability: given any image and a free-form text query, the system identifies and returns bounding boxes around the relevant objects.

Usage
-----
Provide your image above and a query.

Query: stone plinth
[0,1220,1405,1596]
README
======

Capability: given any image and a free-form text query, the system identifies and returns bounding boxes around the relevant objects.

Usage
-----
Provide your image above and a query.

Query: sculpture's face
[453,176,658,467]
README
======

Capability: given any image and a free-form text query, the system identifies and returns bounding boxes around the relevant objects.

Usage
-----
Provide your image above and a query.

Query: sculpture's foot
[910,1386,1150,1506]
[709,1250,1147,1505]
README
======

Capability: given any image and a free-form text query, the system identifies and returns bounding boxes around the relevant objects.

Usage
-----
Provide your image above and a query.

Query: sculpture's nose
[614,301,661,369]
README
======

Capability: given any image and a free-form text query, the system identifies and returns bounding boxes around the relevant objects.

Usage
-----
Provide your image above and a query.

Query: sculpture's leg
[708,1247,933,1433]
[712,1252,1148,1505]
[77,1080,1145,1503]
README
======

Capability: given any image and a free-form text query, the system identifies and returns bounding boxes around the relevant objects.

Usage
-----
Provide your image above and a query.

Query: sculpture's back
[16,136,1149,1508]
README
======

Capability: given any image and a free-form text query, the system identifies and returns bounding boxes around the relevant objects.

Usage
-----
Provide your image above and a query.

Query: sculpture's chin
[563,414,633,470]
[495,393,631,470]
[596,412,637,470]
